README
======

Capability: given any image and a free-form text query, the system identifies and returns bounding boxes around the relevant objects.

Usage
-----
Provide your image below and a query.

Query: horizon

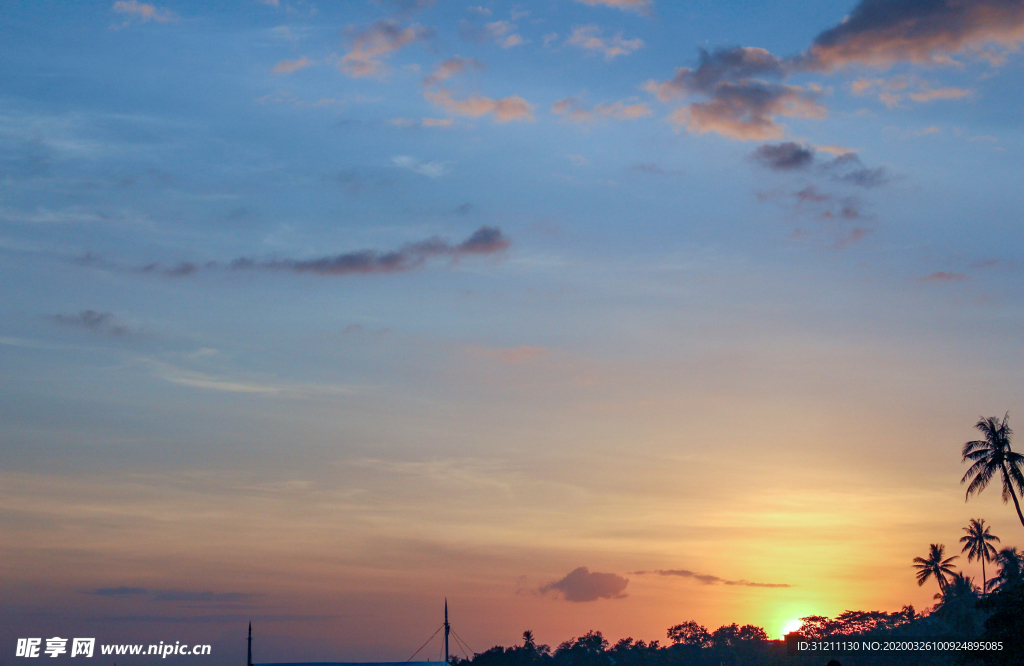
[1,0,1023,664]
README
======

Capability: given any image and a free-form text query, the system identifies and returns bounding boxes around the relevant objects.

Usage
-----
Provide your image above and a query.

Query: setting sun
[779,619,804,638]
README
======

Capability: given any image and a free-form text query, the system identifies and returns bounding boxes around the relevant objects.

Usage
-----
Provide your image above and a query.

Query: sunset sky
[2,0,1024,663]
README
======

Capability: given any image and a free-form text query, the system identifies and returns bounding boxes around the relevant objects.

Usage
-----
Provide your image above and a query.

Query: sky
[1,0,1024,663]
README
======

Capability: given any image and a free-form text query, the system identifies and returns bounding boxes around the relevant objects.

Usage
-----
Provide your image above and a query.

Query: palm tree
[913,543,959,591]
[961,413,1024,529]
[959,518,1000,594]
[987,547,1024,594]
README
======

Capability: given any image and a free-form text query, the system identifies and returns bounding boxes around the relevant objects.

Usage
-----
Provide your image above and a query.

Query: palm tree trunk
[982,558,986,596]
[1003,463,1024,529]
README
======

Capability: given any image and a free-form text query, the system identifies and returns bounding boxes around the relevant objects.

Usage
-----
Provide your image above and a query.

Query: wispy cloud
[540,567,629,602]
[635,569,791,588]
[340,20,431,78]
[87,587,257,603]
[424,56,484,86]
[391,155,449,178]
[390,117,454,128]
[851,77,972,107]
[133,226,510,279]
[143,359,360,397]
[272,56,312,74]
[920,271,967,282]
[573,0,652,17]
[552,97,651,123]
[629,162,683,176]
[112,0,175,26]
[750,143,890,188]
[459,19,525,48]
[425,89,534,123]
[565,25,643,60]
[49,310,137,337]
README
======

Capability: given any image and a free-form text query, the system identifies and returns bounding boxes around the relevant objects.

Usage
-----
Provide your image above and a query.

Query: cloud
[425,89,534,122]
[459,20,525,48]
[574,0,653,16]
[424,56,484,86]
[908,86,972,102]
[87,587,256,603]
[850,76,972,107]
[758,186,875,248]
[636,569,792,588]
[751,142,814,170]
[920,271,967,282]
[49,310,135,337]
[820,152,890,188]
[552,97,652,123]
[800,0,1024,70]
[272,56,312,74]
[392,155,450,177]
[112,0,175,24]
[629,162,682,176]
[228,226,509,276]
[96,228,508,278]
[646,47,824,141]
[566,25,644,60]
[340,20,431,78]
[750,144,890,188]
[540,567,629,602]
[834,227,873,249]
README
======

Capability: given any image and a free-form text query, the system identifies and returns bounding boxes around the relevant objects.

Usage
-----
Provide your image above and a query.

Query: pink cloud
[802,0,1024,70]
[112,0,175,24]
[272,57,312,74]
[340,20,430,78]
[425,89,534,123]
[920,271,967,282]
[566,25,644,60]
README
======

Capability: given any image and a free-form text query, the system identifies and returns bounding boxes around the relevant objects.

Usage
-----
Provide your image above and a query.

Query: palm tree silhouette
[961,413,1024,529]
[913,544,958,591]
[959,518,1000,595]
[986,546,1024,594]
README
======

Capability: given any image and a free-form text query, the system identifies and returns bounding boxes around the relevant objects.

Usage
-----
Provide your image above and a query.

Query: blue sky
[2,0,1024,663]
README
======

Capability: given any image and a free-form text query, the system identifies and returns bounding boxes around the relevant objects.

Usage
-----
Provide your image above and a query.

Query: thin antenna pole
[248,622,252,666]
[444,599,450,664]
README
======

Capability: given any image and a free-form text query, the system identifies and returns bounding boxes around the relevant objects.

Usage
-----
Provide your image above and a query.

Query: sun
[780,619,804,637]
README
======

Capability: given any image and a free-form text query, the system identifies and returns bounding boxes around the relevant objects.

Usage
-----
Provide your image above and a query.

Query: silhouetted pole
[444,600,450,664]
[247,622,252,666]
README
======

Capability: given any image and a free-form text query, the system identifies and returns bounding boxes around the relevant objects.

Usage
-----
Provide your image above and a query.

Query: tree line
[450,415,1023,665]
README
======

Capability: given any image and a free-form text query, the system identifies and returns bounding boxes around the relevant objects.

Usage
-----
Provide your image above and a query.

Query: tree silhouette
[960,518,1000,595]
[665,621,709,648]
[987,547,1024,594]
[912,543,958,591]
[961,414,1024,529]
